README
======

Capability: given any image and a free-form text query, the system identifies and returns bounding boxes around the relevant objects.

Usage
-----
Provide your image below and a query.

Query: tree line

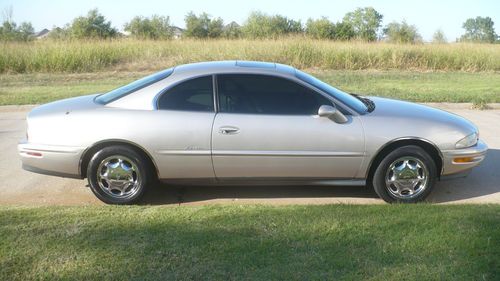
[1,7,499,43]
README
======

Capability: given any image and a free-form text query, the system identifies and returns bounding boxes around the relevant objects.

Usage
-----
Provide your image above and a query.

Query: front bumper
[441,139,488,176]
[18,140,85,179]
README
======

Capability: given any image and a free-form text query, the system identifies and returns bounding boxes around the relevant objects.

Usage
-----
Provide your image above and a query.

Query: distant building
[171,26,184,39]
[34,28,50,39]
[223,21,241,38]
[120,30,131,37]
[224,21,240,30]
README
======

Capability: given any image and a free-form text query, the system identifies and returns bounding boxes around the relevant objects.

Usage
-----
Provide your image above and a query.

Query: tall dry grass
[1,39,499,73]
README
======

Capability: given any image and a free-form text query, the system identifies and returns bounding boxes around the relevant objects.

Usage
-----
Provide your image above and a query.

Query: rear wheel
[373,145,437,203]
[87,146,150,204]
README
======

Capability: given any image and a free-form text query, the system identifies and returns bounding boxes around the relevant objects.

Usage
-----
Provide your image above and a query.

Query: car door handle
[219,126,240,135]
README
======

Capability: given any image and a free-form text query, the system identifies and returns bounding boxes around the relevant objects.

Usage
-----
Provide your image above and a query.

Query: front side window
[217,74,332,115]
[158,76,214,112]
[295,70,368,114]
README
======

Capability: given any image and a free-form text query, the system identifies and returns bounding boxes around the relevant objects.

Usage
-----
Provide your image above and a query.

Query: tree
[432,29,447,43]
[383,21,422,44]
[68,9,117,39]
[184,12,224,38]
[207,17,224,38]
[0,6,34,41]
[332,22,355,41]
[124,15,173,39]
[242,11,302,39]
[343,7,383,41]
[460,16,497,43]
[285,17,303,34]
[306,17,335,39]
[17,21,34,41]
[0,21,34,41]
[305,17,355,40]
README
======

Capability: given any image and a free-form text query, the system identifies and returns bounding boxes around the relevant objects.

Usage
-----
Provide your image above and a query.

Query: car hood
[358,97,479,151]
[29,94,101,118]
[368,96,477,133]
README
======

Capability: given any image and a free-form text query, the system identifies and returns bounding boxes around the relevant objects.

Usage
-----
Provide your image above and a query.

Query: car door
[211,74,365,179]
[153,75,216,179]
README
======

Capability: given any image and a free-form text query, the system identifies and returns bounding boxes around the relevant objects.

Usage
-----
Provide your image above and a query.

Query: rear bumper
[441,139,488,176]
[18,140,85,179]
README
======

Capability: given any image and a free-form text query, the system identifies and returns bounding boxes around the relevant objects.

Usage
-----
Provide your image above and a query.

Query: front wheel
[372,145,437,203]
[87,146,150,204]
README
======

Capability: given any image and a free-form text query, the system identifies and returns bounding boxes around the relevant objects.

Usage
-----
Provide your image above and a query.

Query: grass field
[1,39,499,105]
[0,205,498,280]
[1,70,498,105]
[1,39,500,73]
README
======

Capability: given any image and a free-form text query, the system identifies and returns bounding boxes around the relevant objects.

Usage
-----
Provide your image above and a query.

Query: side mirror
[318,105,348,124]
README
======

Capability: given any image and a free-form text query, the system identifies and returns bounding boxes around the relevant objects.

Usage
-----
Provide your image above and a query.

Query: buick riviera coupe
[18,61,487,204]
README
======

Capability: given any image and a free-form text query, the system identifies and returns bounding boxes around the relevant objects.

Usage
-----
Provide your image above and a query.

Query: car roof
[171,60,296,77]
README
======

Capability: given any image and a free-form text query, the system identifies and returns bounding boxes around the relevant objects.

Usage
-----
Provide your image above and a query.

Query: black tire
[87,145,150,204]
[372,145,437,203]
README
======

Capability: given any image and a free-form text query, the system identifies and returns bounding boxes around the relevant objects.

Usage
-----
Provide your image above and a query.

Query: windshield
[95,68,174,104]
[295,70,368,114]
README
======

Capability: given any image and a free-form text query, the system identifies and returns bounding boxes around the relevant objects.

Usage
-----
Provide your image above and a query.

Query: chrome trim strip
[156,150,211,155]
[213,150,364,157]
[19,148,80,154]
[156,150,365,157]
[161,177,366,186]
[18,142,84,154]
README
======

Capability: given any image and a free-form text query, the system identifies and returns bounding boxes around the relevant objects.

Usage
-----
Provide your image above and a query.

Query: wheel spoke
[96,155,141,199]
[385,156,429,199]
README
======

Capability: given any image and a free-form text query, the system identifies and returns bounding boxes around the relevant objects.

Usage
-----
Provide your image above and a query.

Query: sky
[0,0,499,41]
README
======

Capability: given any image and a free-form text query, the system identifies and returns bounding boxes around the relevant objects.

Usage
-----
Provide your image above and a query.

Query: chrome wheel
[385,156,429,199]
[97,155,141,199]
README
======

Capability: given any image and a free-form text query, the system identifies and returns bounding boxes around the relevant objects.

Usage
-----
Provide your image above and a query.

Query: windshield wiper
[351,93,376,112]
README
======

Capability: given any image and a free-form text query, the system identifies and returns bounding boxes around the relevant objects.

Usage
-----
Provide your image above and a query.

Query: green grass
[0,72,141,105]
[0,205,498,280]
[314,70,500,103]
[1,70,499,105]
[1,39,500,73]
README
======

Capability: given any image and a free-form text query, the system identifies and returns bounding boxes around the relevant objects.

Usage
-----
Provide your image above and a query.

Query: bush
[242,11,302,39]
[306,17,335,39]
[383,21,422,44]
[0,20,34,41]
[432,29,447,44]
[306,18,355,40]
[68,9,117,39]
[184,12,224,38]
[124,15,173,40]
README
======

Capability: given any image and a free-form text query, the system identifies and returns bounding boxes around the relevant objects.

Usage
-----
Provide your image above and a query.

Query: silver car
[18,61,488,204]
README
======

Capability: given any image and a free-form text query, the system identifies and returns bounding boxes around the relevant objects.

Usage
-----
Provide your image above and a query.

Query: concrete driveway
[1,105,499,206]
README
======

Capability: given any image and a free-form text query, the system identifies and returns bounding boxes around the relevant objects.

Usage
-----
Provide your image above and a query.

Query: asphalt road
[1,105,499,206]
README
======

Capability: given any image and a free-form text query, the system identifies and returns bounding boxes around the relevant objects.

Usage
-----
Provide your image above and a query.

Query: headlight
[456,132,478,149]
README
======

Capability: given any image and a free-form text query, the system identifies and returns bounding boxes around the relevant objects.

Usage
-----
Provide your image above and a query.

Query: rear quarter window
[157,76,214,112]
